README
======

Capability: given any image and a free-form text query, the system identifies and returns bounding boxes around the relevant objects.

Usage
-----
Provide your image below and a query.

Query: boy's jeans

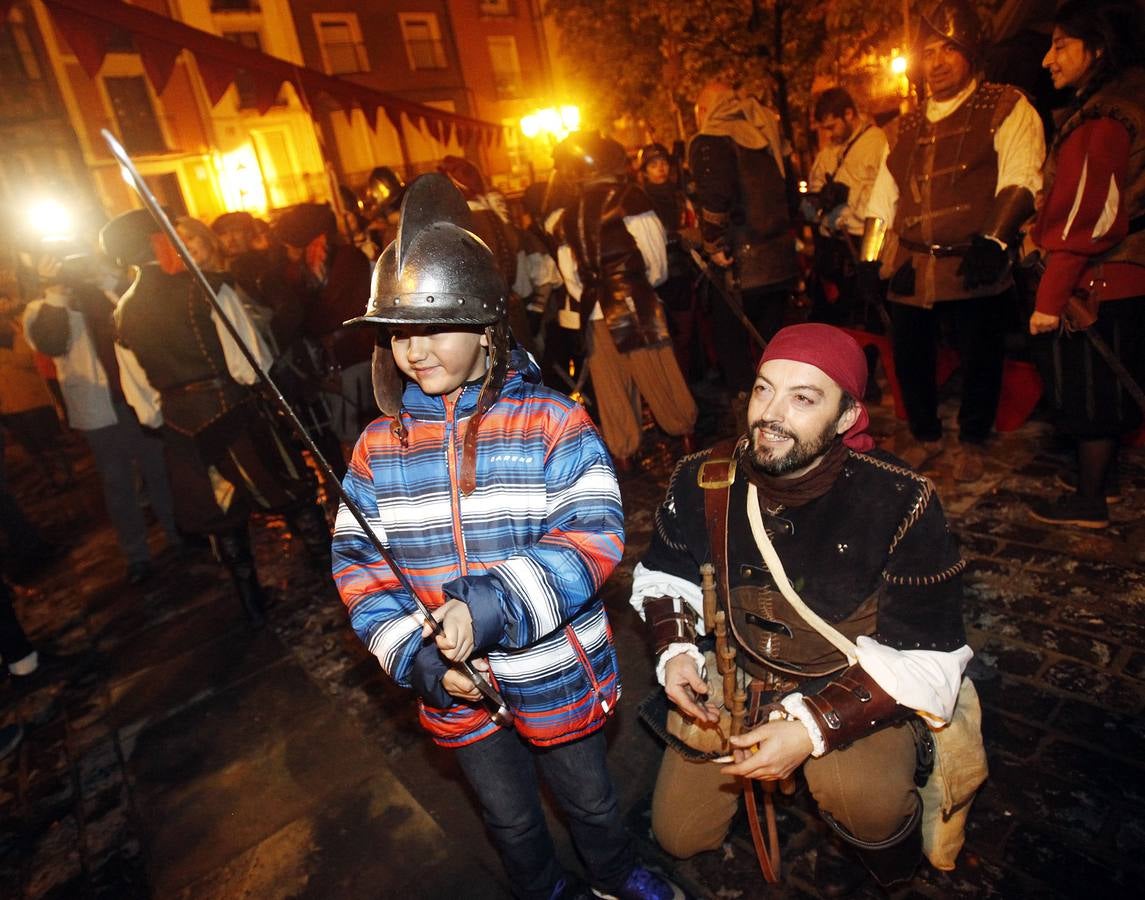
[455,727,632,899]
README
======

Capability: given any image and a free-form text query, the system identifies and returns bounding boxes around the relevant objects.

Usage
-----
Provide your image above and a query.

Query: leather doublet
[886,82,1022,305]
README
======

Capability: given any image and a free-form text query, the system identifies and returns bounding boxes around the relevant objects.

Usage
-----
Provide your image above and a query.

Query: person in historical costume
[632,323,973,894]
[689,81,800,392]
[1024,0,1145,529]
[863,0,1045,481]
[553,133,697,470]
[101,209,331,627]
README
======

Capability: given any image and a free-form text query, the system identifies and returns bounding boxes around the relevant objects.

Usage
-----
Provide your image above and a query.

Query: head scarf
[758,323,874,452]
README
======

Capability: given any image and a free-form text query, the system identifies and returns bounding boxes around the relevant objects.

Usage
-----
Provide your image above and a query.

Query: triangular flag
[46,2,115,78]
[194,52,239,106]
[134,32,180,95]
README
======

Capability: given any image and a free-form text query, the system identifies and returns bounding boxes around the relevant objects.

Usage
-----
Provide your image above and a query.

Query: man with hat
[332,173,683,900]
[101,208,331,626]
[863,0,1045,481]
[631,323,972,892]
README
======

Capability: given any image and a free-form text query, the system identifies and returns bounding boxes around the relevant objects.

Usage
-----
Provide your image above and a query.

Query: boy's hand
[422,599,475,662]
[720,720,812,781]
[442,657,490,701]
[664,653,720,724]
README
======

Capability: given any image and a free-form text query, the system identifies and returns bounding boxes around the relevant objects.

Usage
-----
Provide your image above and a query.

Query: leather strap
[703,444,784,884]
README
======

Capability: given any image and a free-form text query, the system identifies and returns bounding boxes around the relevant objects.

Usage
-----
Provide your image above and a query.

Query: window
[223,31,284,110]
[211,1,259,11]
[314,14,369,75]
[0,13,41,82]
[486,35,522,100]
[104,76,166,155]
[399,13,447,71]
[479,0,512,15]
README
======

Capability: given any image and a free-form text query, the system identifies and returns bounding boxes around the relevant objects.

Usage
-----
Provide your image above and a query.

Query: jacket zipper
[443,390,468,576]
[566,625,609,714]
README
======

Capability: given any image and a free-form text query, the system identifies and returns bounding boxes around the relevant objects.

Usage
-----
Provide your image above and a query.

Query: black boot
[211,529,268,628]
[287,505,332,573]
[855,817,922,888]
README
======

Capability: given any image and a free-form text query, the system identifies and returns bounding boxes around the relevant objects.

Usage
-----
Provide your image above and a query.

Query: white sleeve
[211,282,273,384]
[865,144,899,230]
[512,250,533,298]
[855,636,973,726]
[994,94,1045,197]
[628,562,707,633]
[808,146,832,193]
[115,343,163,428]
[557,243,583,302]
[624,210,668,287]
[846,127,889,225]
[527,250,563,289]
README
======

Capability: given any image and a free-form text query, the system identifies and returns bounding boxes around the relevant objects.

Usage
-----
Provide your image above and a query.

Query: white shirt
[115,280,273,429]
[866,80,1045,232]
[808,117,889,236]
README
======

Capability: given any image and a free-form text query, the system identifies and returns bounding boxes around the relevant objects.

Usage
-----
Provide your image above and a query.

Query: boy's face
[390,324,489,401]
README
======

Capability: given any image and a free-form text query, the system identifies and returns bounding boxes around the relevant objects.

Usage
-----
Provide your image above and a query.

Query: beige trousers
[651,722,919,859]
[588,320,698,459]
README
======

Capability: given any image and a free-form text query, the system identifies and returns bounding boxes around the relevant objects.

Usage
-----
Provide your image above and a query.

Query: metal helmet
[99,208,161,267]
[366,166,405,216]
[348,172,507,329]
[637,142,671,171]
[552,132,630,182]
[916,0,985,60]
[346,173,511,486]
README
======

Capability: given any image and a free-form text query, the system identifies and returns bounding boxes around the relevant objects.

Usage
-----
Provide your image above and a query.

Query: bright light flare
[520,105,581,142]
[26,198,75,243]
[891,55,908,75]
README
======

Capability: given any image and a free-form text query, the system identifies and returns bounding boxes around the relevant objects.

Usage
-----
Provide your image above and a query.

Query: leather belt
[899,238,970,258]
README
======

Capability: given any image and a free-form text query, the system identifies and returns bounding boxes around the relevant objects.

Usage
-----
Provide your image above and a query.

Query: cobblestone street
[1,379,1142,899]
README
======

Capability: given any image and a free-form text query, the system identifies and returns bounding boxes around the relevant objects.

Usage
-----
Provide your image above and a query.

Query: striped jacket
[333,364,625,748]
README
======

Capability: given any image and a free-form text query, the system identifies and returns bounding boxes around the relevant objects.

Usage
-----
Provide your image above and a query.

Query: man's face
[746,358,858,478]
[817,109,855,146]
[643,158,671,185]
[390,324,489,401]
[921,38,974,101]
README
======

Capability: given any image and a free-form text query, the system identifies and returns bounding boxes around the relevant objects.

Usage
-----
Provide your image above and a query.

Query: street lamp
[519,105,580,143]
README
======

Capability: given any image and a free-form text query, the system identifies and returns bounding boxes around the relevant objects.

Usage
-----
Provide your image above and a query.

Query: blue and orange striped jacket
[333,364,625,748]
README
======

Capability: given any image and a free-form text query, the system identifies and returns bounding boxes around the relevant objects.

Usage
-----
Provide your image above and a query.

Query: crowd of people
[3,0,1143,895]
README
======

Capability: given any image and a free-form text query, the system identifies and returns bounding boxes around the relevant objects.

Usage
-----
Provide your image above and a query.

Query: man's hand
[663,653,720,724]
[422,599,475,662]
[710,250,734,268]
[720,719,813,781]
[1028,310,1061,335]
[441,657,490,701]
[958,235,1009,290]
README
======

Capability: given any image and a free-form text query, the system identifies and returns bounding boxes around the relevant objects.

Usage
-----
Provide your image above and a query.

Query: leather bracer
[859,217,888,263]
[642,595,698,656]
[801,664,911,754]
[982,185,1035,246]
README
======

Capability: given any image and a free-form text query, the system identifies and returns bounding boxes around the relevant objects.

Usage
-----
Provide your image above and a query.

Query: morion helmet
[637,142,671,171]
[916,0,985,61]
[365,166,406,217]
[552,132,630,183]
[344,172,509,494]
[99,208,162,267]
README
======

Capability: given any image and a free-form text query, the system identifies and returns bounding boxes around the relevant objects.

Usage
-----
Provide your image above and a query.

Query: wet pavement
[1,374,1142,899]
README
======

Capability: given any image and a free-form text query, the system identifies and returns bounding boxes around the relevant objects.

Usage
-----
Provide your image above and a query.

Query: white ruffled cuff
[655,642,707,687]
[780,693,827,758]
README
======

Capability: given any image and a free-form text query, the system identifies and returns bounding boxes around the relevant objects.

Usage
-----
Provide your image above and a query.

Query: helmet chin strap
[459,322,511,495]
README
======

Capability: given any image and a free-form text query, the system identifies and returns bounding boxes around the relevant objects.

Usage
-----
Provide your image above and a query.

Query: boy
[332,174,682,900]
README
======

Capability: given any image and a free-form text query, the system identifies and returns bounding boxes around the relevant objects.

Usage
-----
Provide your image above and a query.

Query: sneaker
[592,865,685,900]
[952,443,986,482]
[1054,471,1123,504]
[0,724,23,761]
[899,439,944,471]
[1029,494,1109,529]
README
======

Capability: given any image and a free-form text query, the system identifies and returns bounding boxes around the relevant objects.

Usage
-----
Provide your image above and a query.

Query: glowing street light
[890,55,909,75]
[520,105,581,142]
[25,198,75,243]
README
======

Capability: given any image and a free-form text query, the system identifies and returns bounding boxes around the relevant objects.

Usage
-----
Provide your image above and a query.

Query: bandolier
[884,82,1023,307]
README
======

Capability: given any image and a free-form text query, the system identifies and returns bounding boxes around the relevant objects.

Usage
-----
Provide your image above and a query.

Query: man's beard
[748,413,842,477]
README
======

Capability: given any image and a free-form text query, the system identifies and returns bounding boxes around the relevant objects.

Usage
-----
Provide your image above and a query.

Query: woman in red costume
[1027,0,1145,529]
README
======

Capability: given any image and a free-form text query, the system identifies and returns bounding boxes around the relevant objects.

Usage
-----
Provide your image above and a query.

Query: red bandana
[758,323,874,452]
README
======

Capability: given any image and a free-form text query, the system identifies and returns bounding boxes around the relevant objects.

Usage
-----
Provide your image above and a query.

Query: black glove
[818,178,850,213]
[410,640,452,709]
[957,235,1009,290]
